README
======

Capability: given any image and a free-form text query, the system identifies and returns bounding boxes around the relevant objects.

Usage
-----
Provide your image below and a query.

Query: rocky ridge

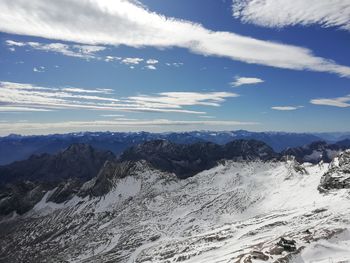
[319,149,350,191]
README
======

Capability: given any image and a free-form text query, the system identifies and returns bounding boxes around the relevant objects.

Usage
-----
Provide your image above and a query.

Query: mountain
[0,130,326,165]
[0,143,115,184]
[0,144,115,215]
[314,132,350,142]
[2,138,350,217]
[0,132,155,165]
[1,149,350,262]
[319,150,350,191]
[0,139,276,215]
[120,139,277,178]
[192,130,323,152]
[336,138,350,148]
[282,140,349,163]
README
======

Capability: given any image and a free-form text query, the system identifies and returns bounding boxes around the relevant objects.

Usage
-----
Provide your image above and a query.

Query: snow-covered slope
[1,157,350,263]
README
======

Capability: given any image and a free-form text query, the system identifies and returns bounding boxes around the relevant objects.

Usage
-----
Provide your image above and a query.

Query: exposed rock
[0,144,115,215]
[276,237,297,252]
[282,141,347,164]
[0,181,54,215]
[0,143,115,185]
[251,251,269,260]
[79,160,142,197]
[47,178,82,204]
[319,150,350,191]
[120,139,277,178]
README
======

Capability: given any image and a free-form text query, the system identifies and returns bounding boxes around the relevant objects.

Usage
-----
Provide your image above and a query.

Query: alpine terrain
[1,140,350,262]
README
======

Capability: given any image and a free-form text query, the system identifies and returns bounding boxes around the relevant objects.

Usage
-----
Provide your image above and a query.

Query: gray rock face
[0,144,115,215]
[0,143,115,185]
[47,179,82,204]
[282,141,347,164]
[319,150,350,191]
[121,139,277,178]
[0,181,53,215]
[79,160,141,197]
[0,140,278,216]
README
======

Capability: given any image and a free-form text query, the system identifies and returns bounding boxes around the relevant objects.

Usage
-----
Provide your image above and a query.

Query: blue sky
[0,0,349,135]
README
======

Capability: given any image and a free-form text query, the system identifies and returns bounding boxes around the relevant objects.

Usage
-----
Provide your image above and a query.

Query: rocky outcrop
[0,181,54,215]
[79,160,142,197]
[282,141,347,164]
[47,179,82,204]
[0,144,115,215]
[0,143,115,185]
[319,150,350,191]
[120,139,277,178]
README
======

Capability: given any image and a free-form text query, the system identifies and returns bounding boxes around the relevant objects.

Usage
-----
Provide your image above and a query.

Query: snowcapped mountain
[0,130,326,165]
[1,142,350,262]
[0,144,115,215]
[120,139,277,178]
[282,141,350,164]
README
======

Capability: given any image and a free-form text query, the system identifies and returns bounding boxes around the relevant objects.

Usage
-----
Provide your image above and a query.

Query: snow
[95,176,142,212]
[30,189,86,216]
[4,158,350,262]
[299,230,350,262]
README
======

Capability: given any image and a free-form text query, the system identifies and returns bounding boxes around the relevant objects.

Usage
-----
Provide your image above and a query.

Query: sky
[0,0,349,135]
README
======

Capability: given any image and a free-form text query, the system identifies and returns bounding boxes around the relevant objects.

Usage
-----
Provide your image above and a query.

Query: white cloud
[146,59,159,64]
[232,0,350,31]
[128,91,238,108]
[100,114,125,117]
[121,57,144,65]
[0,81,236,114]
[33,66,45,73]
[230,76,264,87]
[5,40,25,46]
[61,87,113,94]
[271,106,304,111]
[0,106,52,112]
[310,95,350,108]
[0,0,349,77]
[104,55,122,62]
[6,40,106,59]
[199,115,215,119]
[166,62,184,67]
[145,65,156,70]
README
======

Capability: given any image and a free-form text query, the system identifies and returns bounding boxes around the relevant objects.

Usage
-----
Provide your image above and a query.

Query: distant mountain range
[1,130,349,165]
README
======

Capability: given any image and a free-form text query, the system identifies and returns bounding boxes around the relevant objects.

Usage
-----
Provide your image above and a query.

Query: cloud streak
[6,40,106,59]
[6,40,161,70]
[121,57,144,65]
[232,0,350,31]
[0,0,349,76]
[310,95,350,108]
[271,106,304,111]
[0,81,237,114]
[231,76,264,87]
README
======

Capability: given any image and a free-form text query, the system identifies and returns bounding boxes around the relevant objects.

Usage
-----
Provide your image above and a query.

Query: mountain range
[1,137,350,217]
[1,130,349,165]
[1,138,350,262]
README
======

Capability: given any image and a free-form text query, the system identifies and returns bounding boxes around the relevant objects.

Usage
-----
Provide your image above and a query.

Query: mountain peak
[319,150,350,191]
[121,139,277,178]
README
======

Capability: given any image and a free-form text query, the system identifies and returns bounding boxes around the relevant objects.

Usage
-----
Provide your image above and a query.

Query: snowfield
[1,158,350,262]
